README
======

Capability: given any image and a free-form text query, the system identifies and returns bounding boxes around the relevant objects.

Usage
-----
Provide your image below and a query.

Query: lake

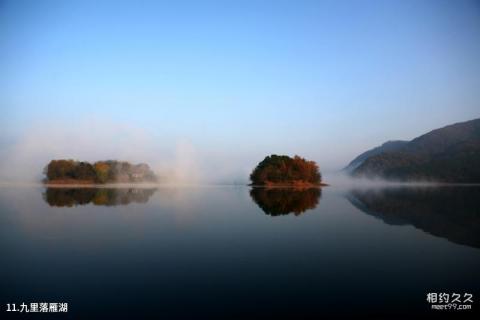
[1,185,479,319]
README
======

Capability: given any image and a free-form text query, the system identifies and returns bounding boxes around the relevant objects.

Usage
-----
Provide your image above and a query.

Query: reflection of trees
[250,187,321,216]
[43,188,157,207]
[347,187,480,248]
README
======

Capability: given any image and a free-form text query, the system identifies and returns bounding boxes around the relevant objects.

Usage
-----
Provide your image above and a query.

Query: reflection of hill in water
[347,187,480,248]
[44,188,157,207]
[250,187,321,216]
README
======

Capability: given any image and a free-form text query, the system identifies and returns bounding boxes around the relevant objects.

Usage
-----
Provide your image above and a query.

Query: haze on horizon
[1,0,480,183]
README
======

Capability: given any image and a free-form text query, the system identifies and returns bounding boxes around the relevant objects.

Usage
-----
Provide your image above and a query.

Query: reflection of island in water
[250,187,321,216]
[347,187,480,248]
[44,188,158,207]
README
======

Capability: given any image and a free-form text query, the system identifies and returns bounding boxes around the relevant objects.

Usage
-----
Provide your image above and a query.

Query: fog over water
[0,120,368,186]
[0,120,209,184]
[0,117,466,187]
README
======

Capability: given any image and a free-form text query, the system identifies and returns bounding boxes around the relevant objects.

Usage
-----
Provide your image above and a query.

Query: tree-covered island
[250,155,325,187]
[44,159,157,184]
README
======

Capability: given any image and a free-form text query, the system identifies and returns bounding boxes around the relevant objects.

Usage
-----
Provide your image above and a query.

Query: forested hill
[349,118,480,183]
[343,140,407,173]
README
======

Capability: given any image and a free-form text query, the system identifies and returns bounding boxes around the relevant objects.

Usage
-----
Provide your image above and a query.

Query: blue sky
[1,0,480,181]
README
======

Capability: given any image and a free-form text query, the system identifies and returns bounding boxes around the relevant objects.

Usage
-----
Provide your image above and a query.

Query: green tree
[45,159,77,180]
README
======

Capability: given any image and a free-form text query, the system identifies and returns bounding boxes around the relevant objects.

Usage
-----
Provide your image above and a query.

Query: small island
[250,154,326,187]
[44,159,158,185]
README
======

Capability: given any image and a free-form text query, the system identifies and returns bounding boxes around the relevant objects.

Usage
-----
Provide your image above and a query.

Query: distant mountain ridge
[348,118,480,182]
[343,140,408,173]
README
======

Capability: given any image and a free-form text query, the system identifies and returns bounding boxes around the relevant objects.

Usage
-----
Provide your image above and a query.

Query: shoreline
[249,183,329,188]
[44,181,160,188]
[3,180,479,189]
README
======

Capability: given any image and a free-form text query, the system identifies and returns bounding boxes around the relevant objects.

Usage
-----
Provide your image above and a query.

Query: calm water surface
[1,185,479,319]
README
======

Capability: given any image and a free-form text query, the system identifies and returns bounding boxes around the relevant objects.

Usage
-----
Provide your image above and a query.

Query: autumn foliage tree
[44,159,157,184]
[93,162,110,183]
[250,155,321,186]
